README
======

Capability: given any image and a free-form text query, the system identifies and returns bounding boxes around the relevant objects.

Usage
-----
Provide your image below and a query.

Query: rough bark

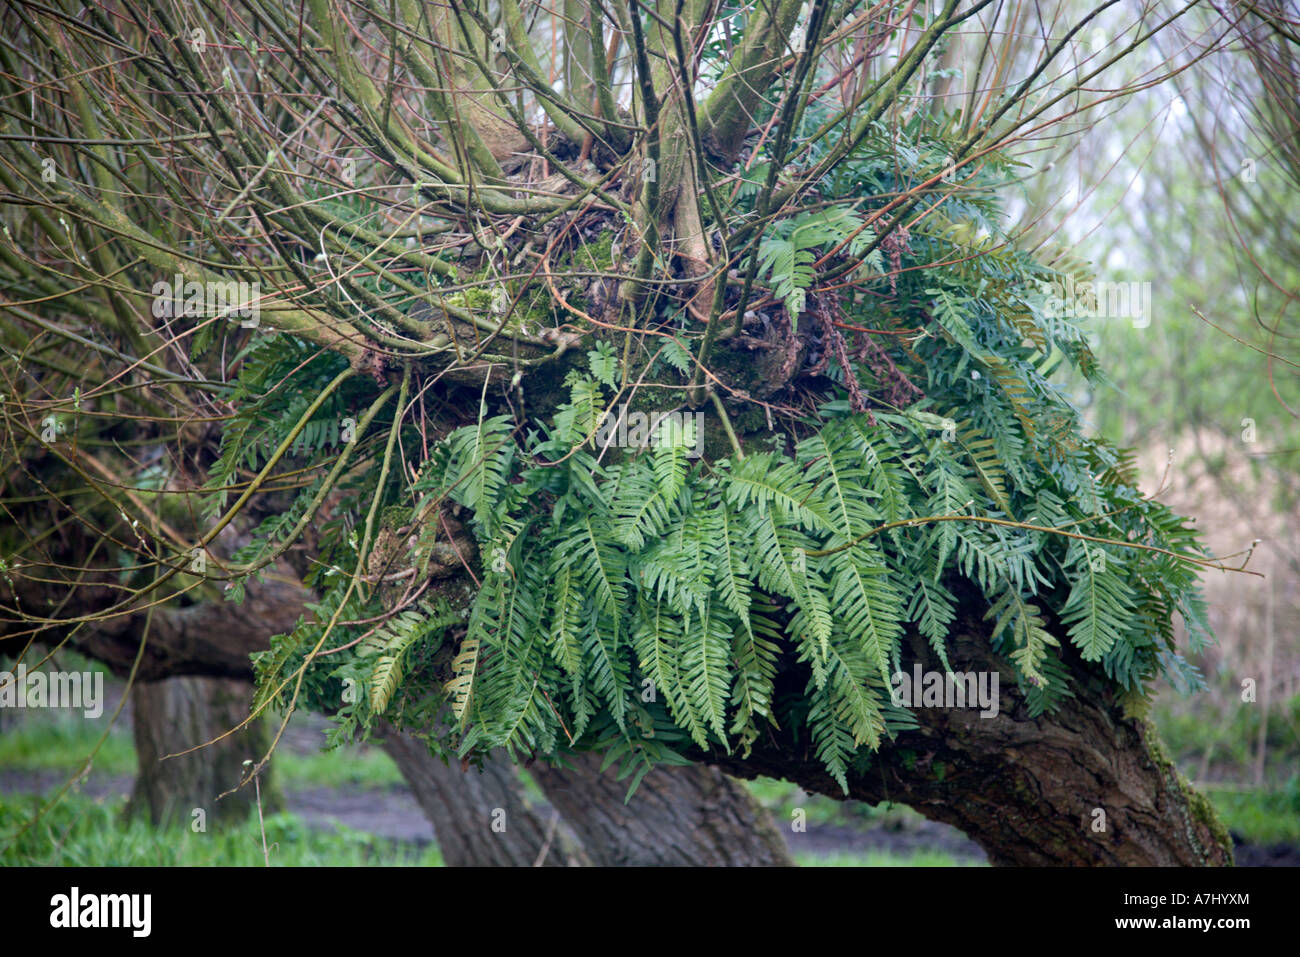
[80,575,310,682]
[696,0,806,162]
[128,675,275,827]
[382,733,793,866]
[0,526,311,683]
[379,733,589,866]
[530,752,794,866]
[703,603,1234,867]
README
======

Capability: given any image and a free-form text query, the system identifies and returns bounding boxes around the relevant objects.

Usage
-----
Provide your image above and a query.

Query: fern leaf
[652,416,691,500]
[446,634,480,729]
[369,614,421,715]
[547,562,584,676]
[826,543,902,685]
[1060,541,1134,661]
[679,599,732,749]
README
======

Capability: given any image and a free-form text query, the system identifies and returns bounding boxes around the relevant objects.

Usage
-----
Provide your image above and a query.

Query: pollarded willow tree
[0,0,1271,864]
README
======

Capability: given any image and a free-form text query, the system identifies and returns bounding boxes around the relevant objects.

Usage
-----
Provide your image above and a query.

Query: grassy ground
[0,794,441,866]
[745,777,921,830]
[0,709,977,865]
[2,665,1297,865]
[797,850,980,867]
[1199,783,1300,845]
[1151,683,1300,846]
[0,708,402,790]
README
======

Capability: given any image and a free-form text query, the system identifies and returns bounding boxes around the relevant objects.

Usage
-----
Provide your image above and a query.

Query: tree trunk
[529,752,794,866]
[379,734,589,866]
[128,676,276,828]
[703,604,1234,867]
[382,733,793,866]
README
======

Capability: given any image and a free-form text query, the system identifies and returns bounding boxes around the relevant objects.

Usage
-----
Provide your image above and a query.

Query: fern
[678,598,733,748]
[984,587,1058,690]
[758,206,879,328]
[951,419,1013,516]
[446,632,480,730]
[905,570,956,671]
[612,461,679,551]
[546,562,584,676]
[369,600,455,714]
[238,121,1222,796]
[652,416,691,500]
[587,341,619,388]
[825,543,902,685]
[1060,540,1135,662]
[656,337,694,376]
[729,597,781,748]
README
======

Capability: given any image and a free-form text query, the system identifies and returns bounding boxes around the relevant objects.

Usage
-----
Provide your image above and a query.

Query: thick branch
[703,603,1233,867]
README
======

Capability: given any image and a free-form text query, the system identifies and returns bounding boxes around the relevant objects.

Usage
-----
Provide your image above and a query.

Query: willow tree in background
[0,0,1276,864]
[1016,0,1299,458]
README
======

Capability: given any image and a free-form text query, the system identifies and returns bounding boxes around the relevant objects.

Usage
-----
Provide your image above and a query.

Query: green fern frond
[367,603,450,714]
[612,460,679,551]
[984,587,1059,688]
[951,419,1014,516]
[724,453,833,532]
[547,562,584,676]
[652,416,692,500]
[679,599,733,749]
[826,543,902,685]
[799,421,882,541]
[729,598,781,747]
[446,634,480,730]
[905,571,956,671]
[443,413,517,528]
[1060,540,1135,661]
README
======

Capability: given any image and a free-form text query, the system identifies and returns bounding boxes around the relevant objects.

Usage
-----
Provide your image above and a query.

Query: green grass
[796,849,985,866]
[0,708,404,790]
[0,714,135,775]
[1151,687,1300,847]
[745,776,926,830]
[1203,779,1300,846]
[0,793,442,866]
[1154,690,1300,781]
[271,748,404,789]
